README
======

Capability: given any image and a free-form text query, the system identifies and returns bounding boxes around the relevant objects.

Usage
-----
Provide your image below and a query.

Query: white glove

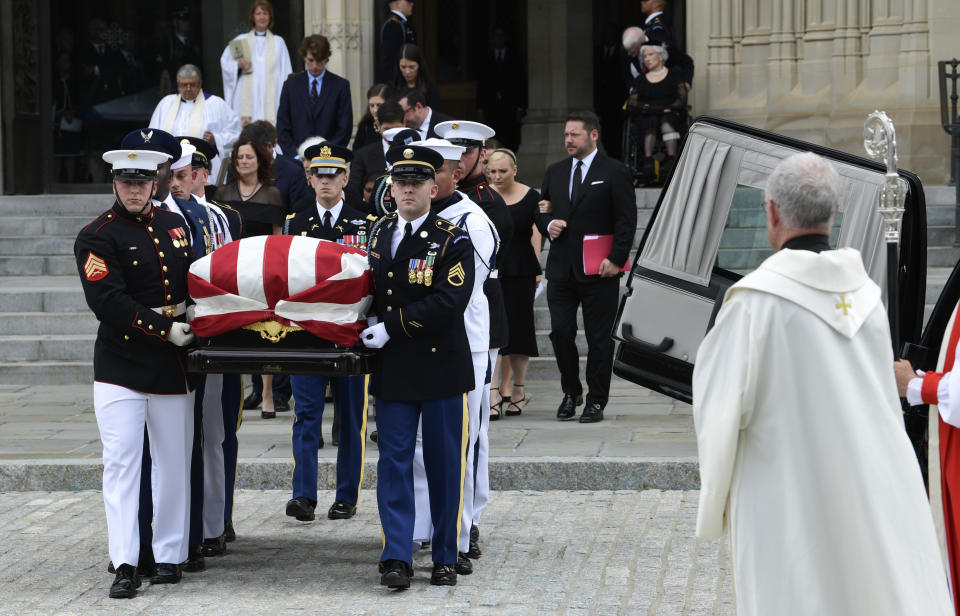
[168,322,195,347]
[186,304,196,322]
[360,322,390,349]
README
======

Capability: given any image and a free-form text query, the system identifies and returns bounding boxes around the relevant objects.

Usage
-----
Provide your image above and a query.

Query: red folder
[582,234,630,275]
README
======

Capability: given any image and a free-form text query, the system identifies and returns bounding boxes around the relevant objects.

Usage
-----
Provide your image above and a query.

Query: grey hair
[765,152,840,229]
[621,26,644,51]
[176,64,202,82]
[640,44,669,63]
[297,136,326,160]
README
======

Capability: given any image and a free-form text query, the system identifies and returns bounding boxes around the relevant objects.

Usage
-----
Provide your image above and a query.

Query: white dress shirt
[391,210,429,258]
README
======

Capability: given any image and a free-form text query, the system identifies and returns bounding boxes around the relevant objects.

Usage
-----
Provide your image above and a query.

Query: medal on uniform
[424,251,436,286]
[358,228,367,248]
[168,227,185,249]
[416,261,424,285]
[408,259,418,283]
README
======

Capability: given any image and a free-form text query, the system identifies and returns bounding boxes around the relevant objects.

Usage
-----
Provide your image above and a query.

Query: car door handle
[620,323,674,353]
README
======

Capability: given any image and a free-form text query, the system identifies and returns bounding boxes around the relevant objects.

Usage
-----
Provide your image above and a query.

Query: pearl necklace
[239,181,261,199]
[648,67,667,76]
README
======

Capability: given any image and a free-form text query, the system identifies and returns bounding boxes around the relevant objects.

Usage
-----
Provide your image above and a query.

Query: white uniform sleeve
[463,212,496,301]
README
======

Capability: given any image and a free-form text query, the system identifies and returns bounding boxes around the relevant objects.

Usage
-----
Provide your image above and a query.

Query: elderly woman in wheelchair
[627,43,688,180]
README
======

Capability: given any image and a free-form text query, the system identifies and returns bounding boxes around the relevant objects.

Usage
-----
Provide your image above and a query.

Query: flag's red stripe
[187,273,224,299]
[262,235,293,308]
[285,272,374,306]
[211,240,240,296]
[190,310,274,337]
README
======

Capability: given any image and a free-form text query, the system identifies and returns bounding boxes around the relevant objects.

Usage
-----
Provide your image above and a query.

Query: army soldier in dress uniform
[434,120,513,559]
[76,147,197,599]
[378,0,417,83]
[282,142,377,522]
[360,144,474,588]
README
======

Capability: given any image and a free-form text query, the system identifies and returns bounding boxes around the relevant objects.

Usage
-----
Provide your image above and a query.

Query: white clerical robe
[149,92,241,183]
[693,247,952,616]
[220,31,291,125]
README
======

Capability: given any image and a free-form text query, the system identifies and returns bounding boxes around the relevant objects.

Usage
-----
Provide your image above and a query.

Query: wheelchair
[621,99,690,188]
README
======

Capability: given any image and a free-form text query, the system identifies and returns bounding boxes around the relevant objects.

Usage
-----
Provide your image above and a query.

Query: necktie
[310,78,319,105]
[322,210,332,236]
[571,160,583,202]
[156,201,169,211]
[395,222,413,258]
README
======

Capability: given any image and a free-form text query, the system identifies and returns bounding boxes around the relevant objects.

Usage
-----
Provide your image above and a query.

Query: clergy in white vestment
[693,152,952,616]
[219,1,292,126]
[149,64,241,184]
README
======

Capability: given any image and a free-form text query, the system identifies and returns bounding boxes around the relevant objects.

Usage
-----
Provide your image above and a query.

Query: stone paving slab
[0,489,734,615]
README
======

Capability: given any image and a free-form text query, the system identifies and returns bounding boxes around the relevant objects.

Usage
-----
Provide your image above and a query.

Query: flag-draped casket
[185,235,374,375]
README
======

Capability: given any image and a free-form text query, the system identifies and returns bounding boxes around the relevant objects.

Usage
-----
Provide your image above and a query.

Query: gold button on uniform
[160,330,166,336]
[147,226,153,232]
[386,306,393,312]
[387,289,392,295]
[148,325,154,330]
[124,335,130,340]
[137,319,142,325]
[387,272,393,278]
[159,251,165,257]
[431,347,437,352]
[166,294,172,301]
[164,279,169,285]
[162,266,168,272]
[132,260,138,266]
[154,238,159,244]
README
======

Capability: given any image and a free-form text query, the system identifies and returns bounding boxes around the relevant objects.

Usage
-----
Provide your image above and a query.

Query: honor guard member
[76,147,197,598]
[118,128,214,573]
[433,120,513,559]
[180,134,245,543]
[360,144,474,588]
[378,0,417,83]
[410,137,497,575]
[282,142,376,522]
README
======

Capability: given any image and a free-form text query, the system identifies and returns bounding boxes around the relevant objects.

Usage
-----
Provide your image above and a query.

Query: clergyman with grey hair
[691,152,952,614]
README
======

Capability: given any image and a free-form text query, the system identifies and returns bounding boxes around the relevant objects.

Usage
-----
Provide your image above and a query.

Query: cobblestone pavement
[0,489,734,616]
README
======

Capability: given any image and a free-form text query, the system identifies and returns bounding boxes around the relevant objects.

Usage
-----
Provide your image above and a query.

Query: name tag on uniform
[591,180,604,185]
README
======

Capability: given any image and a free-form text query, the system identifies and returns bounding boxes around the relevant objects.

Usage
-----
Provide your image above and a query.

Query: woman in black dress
[486,148,542,418]
[351,83,392,151]
[628,43,687,161]
[214,135,285,418]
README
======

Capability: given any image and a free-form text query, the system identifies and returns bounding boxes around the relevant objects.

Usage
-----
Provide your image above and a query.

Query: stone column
[767,0,797,97]
[737,0,772,101]
[517,0,592,187]
[707,0,736,101]
[864,0,903,92]
[831,0,863,98]
[898,0,931,103]
[799,0,835,97]
[303,0,375,127]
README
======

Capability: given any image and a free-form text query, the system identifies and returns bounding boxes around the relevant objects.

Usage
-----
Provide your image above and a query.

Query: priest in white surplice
[149,64,240,184]
[219,1,292,126]
[693,152,952,616]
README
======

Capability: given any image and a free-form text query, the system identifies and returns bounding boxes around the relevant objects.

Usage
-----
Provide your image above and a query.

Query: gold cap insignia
[128,153,137,159]
[452,123,459,130]
[180,138,190,145]
[403,148,414,159]
[320,145,332,158]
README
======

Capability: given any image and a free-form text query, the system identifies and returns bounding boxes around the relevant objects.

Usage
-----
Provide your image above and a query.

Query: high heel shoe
[505,385,527,416]
[489,387,503,421]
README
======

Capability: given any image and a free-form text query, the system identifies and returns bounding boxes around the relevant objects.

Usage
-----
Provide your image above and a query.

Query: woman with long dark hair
[352,83,393,150]
[389,44,438,106]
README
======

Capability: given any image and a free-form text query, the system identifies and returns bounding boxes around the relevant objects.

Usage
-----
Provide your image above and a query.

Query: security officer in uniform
[282,142,376,522]
[76,147,197,598]
[434,120,513,559]
[360,144,474,588]
[378,0,417,83]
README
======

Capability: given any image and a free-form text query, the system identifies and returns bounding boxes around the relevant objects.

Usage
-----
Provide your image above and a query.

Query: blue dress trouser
[221,374,243,524]
[290,374,368,504]
[376,395,467,567]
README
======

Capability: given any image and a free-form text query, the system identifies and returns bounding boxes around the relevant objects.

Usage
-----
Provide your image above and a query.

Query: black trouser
[546,277,619,407]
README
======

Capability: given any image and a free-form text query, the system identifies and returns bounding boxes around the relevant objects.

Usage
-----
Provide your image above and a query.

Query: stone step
[0,335,94,361]
[928,246,960,268]
[0,195,108,216]
[0,236,75,257]
[929,225,960,247]
[0,313,98,335]
[0,360,93,385]
[0,216,91,237]
[925,185,956,206]
[0,256,78,276]
[927,204,956,227]
[0,277,87,312]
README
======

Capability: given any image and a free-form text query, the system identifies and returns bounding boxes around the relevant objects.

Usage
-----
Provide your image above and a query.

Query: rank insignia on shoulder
[286,213,297,220]
[84,252,108,281]
[447,262,466,286]
[366,214,378,222]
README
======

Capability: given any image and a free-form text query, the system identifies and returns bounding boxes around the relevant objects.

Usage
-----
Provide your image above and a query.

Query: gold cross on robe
[835,295,852,316]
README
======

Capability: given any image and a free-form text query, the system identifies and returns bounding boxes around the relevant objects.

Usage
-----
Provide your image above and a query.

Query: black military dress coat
[74,201,196,394]
[283,200,376,246]
[366,211,475,401]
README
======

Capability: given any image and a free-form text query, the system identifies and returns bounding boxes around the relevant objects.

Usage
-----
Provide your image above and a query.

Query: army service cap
[386,144,444,181]
[434,120,495,147]
[304,142,353,176]
[103,149,171,180]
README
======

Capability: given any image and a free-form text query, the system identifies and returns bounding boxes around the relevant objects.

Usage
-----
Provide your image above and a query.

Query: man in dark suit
[536,111,637,423]
[277,35,353,156]
[396,88,453,141]
[345,100,405,205]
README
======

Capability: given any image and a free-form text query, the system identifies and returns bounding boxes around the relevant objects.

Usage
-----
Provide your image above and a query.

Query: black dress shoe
[327,500,357,519]
[430,563,458,586]
[379,559,412,589]
[318,433,324,449]
[150,562,182,584]
[579,402,604,423]
[274,398,290,413]
[242,392,262,410]
[556,394,583,421]
[224,520,236,542]
[199,533,227,557]
[467,524,482,558]
[109,563,141,599]
[182,547,205,572]
[455,552,473,575]
[370,430,378,443]
[286,497,316,521]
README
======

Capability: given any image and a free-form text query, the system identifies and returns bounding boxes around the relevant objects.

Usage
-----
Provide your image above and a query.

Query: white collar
[645,11,663,24]
[390,9,407,21]
[398,209,429,233]
[573,147,599,168]
[316,198,344,221]
[418,107,434,133]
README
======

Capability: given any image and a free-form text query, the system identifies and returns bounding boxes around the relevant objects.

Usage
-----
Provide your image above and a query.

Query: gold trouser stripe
[354,375,370,504]
[455,393,469,543]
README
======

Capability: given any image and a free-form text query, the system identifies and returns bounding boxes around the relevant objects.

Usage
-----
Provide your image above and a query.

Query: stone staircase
[1,187,955,384]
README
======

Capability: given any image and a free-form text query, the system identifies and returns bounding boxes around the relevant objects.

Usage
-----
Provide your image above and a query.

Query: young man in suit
[276,35,353,155]
[345,100,405,205]
[536,110,637,423]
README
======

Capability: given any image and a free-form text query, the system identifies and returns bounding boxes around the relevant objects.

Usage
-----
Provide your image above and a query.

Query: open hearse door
[611,116,928,404]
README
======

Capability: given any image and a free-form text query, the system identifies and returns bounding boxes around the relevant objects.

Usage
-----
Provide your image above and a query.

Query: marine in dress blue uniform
[361,145,475,588]
[282,142,378,522]
[76,147,197,598]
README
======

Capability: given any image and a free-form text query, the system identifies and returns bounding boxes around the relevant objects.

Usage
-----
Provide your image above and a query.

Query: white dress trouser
[94,382,194,567]
[202,374,226,539]
[471,348,497,525]
[413,350,486,551]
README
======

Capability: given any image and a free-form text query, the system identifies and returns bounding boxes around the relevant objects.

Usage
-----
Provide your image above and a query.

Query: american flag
[188,235,373,346]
